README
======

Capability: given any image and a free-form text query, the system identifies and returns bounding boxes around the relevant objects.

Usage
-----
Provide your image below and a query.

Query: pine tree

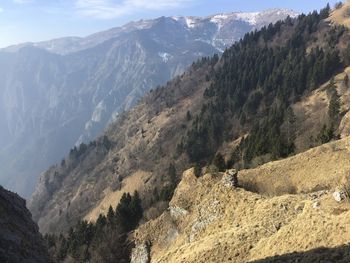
[186,111,192,121]
[168,163,177,186]
[328,83,340,126]
[194,163,201,177]
[344,44,350,65]
[283,107,296,152]
[344,75,349,88]
[115,193,132,232]
[96,214,106,230]
[318,124,334,144]
[115,192,143,232]
[320,4,331,19]
[213,153,226,172]
[107,205,115,226]
[129,191,143,229]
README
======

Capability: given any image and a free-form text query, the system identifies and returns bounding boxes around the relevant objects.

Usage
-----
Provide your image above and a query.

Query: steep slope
[329,0,350,28]
[0,10,295,198]
[29,6,350,235]
[132,157,350,263]
[0,186,49,263]
[29,60,215,234]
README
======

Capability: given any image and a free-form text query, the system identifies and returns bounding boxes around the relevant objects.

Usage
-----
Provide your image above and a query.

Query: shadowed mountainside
[0,186,49,263]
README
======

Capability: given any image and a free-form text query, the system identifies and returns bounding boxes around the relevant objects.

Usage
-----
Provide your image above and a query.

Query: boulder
[222,169,238,188]
[131,243,150,263]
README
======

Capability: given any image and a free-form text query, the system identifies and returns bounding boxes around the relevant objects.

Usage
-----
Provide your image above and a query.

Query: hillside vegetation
[28,5,350,262]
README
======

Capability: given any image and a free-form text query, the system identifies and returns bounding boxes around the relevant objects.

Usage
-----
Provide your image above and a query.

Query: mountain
[0,186,49,263]
[25,4,350,262]
[0,9,297,198]
[4,9,298,55]
[28,4,350,241]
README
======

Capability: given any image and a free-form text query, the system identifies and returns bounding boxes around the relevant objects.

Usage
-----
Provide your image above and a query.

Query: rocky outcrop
[0,186,49,263]
[131,243,150,263]
[221,169,238,188]
[132,167,350,263]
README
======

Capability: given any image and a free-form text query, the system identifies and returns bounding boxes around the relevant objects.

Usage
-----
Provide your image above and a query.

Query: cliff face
[0,186,49,263]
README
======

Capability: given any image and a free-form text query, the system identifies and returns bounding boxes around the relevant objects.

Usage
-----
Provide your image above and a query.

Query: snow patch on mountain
[158,52,172,63]
[185,17,198,28]
[236,12,260,25]
[92,101,107,123]
[210,14,230,29]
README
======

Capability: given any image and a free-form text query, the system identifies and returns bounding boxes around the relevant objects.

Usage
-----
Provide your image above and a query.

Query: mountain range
[28,5,349,236]
[3,2,350,263]
[0,9,297,197]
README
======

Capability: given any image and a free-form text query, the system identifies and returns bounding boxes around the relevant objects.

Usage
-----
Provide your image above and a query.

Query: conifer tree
[107,205,115,226]
[194,163,201,177]
[213,153,226,172]
[344,75,349,88]
[129,191,143,229]
[328,81,340,126]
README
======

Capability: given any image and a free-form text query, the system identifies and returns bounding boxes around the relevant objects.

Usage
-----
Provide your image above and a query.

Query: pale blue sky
[0,0,342,48]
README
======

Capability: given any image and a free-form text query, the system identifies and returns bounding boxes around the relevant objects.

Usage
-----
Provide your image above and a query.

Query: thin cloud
[75,0,196,19]
[13,0,33,3]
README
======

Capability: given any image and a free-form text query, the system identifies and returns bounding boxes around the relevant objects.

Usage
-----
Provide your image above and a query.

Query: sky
[0,0,342,48]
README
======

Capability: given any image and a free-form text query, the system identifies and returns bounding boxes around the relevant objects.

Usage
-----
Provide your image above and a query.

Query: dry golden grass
[329,1,350,28]
[84,170,151,222]
[133,163,350,263]
[239,136,350,196]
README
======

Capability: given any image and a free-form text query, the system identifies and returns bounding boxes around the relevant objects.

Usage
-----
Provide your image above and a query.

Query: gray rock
[131,243,150,263]
[222,169,238,188]
[333,191,343,202]
[312,201,320,209]
[169,206,189,219]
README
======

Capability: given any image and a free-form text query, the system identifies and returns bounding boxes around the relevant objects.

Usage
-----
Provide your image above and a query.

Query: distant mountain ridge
[3,9,298,55]
[0,9,297,197]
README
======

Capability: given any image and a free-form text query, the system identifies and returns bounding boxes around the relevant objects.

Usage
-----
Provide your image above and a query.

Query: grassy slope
[133,138,350,262]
